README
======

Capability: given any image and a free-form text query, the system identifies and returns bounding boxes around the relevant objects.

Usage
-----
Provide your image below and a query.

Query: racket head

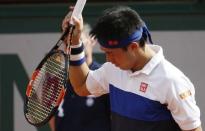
[24,50,68,127]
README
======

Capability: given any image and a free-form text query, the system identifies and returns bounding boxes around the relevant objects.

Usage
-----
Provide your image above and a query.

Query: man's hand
[62,7,83,46]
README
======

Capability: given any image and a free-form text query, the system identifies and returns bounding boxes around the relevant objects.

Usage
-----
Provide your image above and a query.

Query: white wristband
[70,51,85,61]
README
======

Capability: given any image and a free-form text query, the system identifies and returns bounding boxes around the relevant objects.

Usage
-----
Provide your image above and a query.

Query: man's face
[100,45,137,70]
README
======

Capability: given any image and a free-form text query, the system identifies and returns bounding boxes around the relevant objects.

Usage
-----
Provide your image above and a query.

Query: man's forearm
[69,62,90,96]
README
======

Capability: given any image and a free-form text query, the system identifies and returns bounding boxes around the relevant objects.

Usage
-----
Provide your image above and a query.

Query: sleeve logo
[179,90,192,99]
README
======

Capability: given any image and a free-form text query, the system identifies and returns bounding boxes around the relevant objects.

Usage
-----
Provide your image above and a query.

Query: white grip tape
[70,0,87,25]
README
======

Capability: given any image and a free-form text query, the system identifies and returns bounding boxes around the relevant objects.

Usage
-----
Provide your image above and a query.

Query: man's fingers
[72,16,83,31]
[62,18,70,32]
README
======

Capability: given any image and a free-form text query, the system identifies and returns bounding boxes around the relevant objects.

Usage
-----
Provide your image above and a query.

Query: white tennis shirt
[86,45,201,130]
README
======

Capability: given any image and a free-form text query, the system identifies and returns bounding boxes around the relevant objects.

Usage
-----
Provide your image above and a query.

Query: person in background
[63,6,203,131]
[49,10,111,131]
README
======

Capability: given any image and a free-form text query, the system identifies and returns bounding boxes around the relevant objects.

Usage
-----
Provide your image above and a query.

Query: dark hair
[90,6,146,47]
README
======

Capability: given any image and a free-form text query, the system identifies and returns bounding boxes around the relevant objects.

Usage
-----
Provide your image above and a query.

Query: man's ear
[128,42,139,50]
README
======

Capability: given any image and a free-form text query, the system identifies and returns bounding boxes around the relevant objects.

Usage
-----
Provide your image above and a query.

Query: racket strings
[26,53,67,124]
[27,99,50,122]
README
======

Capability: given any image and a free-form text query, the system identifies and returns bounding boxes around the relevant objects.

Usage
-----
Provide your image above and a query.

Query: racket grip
[70,0,87,25]
[60,24,75,41]
[51,25,75,51]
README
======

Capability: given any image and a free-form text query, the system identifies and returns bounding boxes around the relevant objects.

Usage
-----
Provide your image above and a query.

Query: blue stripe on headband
[98,25,153,48]
[120,27,143,47]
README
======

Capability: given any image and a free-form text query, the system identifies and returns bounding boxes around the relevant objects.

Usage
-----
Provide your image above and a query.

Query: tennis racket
[24,0,87,127]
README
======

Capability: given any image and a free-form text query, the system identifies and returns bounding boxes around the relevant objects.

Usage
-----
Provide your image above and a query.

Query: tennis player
[63,6,202,131]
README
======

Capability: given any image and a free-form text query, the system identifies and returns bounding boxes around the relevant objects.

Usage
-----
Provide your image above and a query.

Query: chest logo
[139,82,148,93]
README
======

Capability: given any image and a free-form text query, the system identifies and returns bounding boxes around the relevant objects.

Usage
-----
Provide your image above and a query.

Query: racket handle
[50,25,75,51]
[60,24,75,41]
[51,0,87,51]
[70,0,87,25]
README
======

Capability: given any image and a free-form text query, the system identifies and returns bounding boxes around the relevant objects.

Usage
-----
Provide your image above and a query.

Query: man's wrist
[70,41,83,48]
[69,41,85,66]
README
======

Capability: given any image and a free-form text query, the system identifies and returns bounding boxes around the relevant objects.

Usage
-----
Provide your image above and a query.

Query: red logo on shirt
[139,82,148,93]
